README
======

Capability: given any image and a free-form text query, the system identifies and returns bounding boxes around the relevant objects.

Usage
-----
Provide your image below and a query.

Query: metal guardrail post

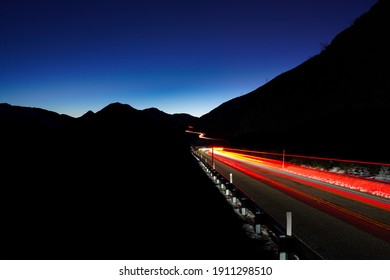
[254,211,266,234]
[278,235,295,260]
[230,186,238,205]
[239,197,248,216]
[278,212,294,260]
[286,211,292,236]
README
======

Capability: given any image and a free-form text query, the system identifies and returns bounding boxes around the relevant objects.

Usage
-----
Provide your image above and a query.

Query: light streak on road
[208,148,390,211]
[185,129,223,140]
[224,147,390,167]
[196,146,390,252]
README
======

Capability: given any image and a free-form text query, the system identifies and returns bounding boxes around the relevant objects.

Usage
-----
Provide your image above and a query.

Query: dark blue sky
[1,0,378,117]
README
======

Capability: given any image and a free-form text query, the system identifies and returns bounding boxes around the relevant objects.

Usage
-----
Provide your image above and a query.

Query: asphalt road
[199,150,390,260]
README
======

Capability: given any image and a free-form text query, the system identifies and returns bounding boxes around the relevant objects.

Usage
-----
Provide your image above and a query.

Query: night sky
[1,0,377,117]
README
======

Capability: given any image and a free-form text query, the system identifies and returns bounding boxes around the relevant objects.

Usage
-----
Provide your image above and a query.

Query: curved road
[199,149,390,260]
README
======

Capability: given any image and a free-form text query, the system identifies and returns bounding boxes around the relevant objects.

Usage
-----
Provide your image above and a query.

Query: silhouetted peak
[99,102,137,113]
[143,107,198,120]
[0,102,72,121]
[323,0,388,55]
[141,107,198,129]
[79,110,95,119]
[143,107,170,116]
[94,102,140,120]
[173,112,198,118]
[0,102,12,108]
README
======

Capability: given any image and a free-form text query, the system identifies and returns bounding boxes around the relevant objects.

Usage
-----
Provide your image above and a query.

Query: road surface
[198,148,390,260]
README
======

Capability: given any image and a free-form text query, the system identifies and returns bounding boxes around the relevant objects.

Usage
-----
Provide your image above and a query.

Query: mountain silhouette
[1,102,274,260]
[196,0,389,162]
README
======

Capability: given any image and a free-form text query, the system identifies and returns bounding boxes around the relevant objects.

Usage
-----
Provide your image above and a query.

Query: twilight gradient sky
[1,0,378,117]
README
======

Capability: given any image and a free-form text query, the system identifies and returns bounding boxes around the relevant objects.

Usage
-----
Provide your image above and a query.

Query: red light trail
[200,148,390,241]
[209,149,390,211]
[223,147,390,167]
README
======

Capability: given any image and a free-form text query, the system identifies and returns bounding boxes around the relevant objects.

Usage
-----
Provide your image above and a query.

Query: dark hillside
[0,103,272,260]
[196,0,389,162]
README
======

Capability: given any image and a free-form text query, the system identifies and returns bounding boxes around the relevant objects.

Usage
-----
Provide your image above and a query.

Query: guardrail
[191,147,324,260]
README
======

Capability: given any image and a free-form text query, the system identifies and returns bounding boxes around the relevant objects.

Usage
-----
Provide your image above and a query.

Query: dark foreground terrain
[0,103,274,260]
